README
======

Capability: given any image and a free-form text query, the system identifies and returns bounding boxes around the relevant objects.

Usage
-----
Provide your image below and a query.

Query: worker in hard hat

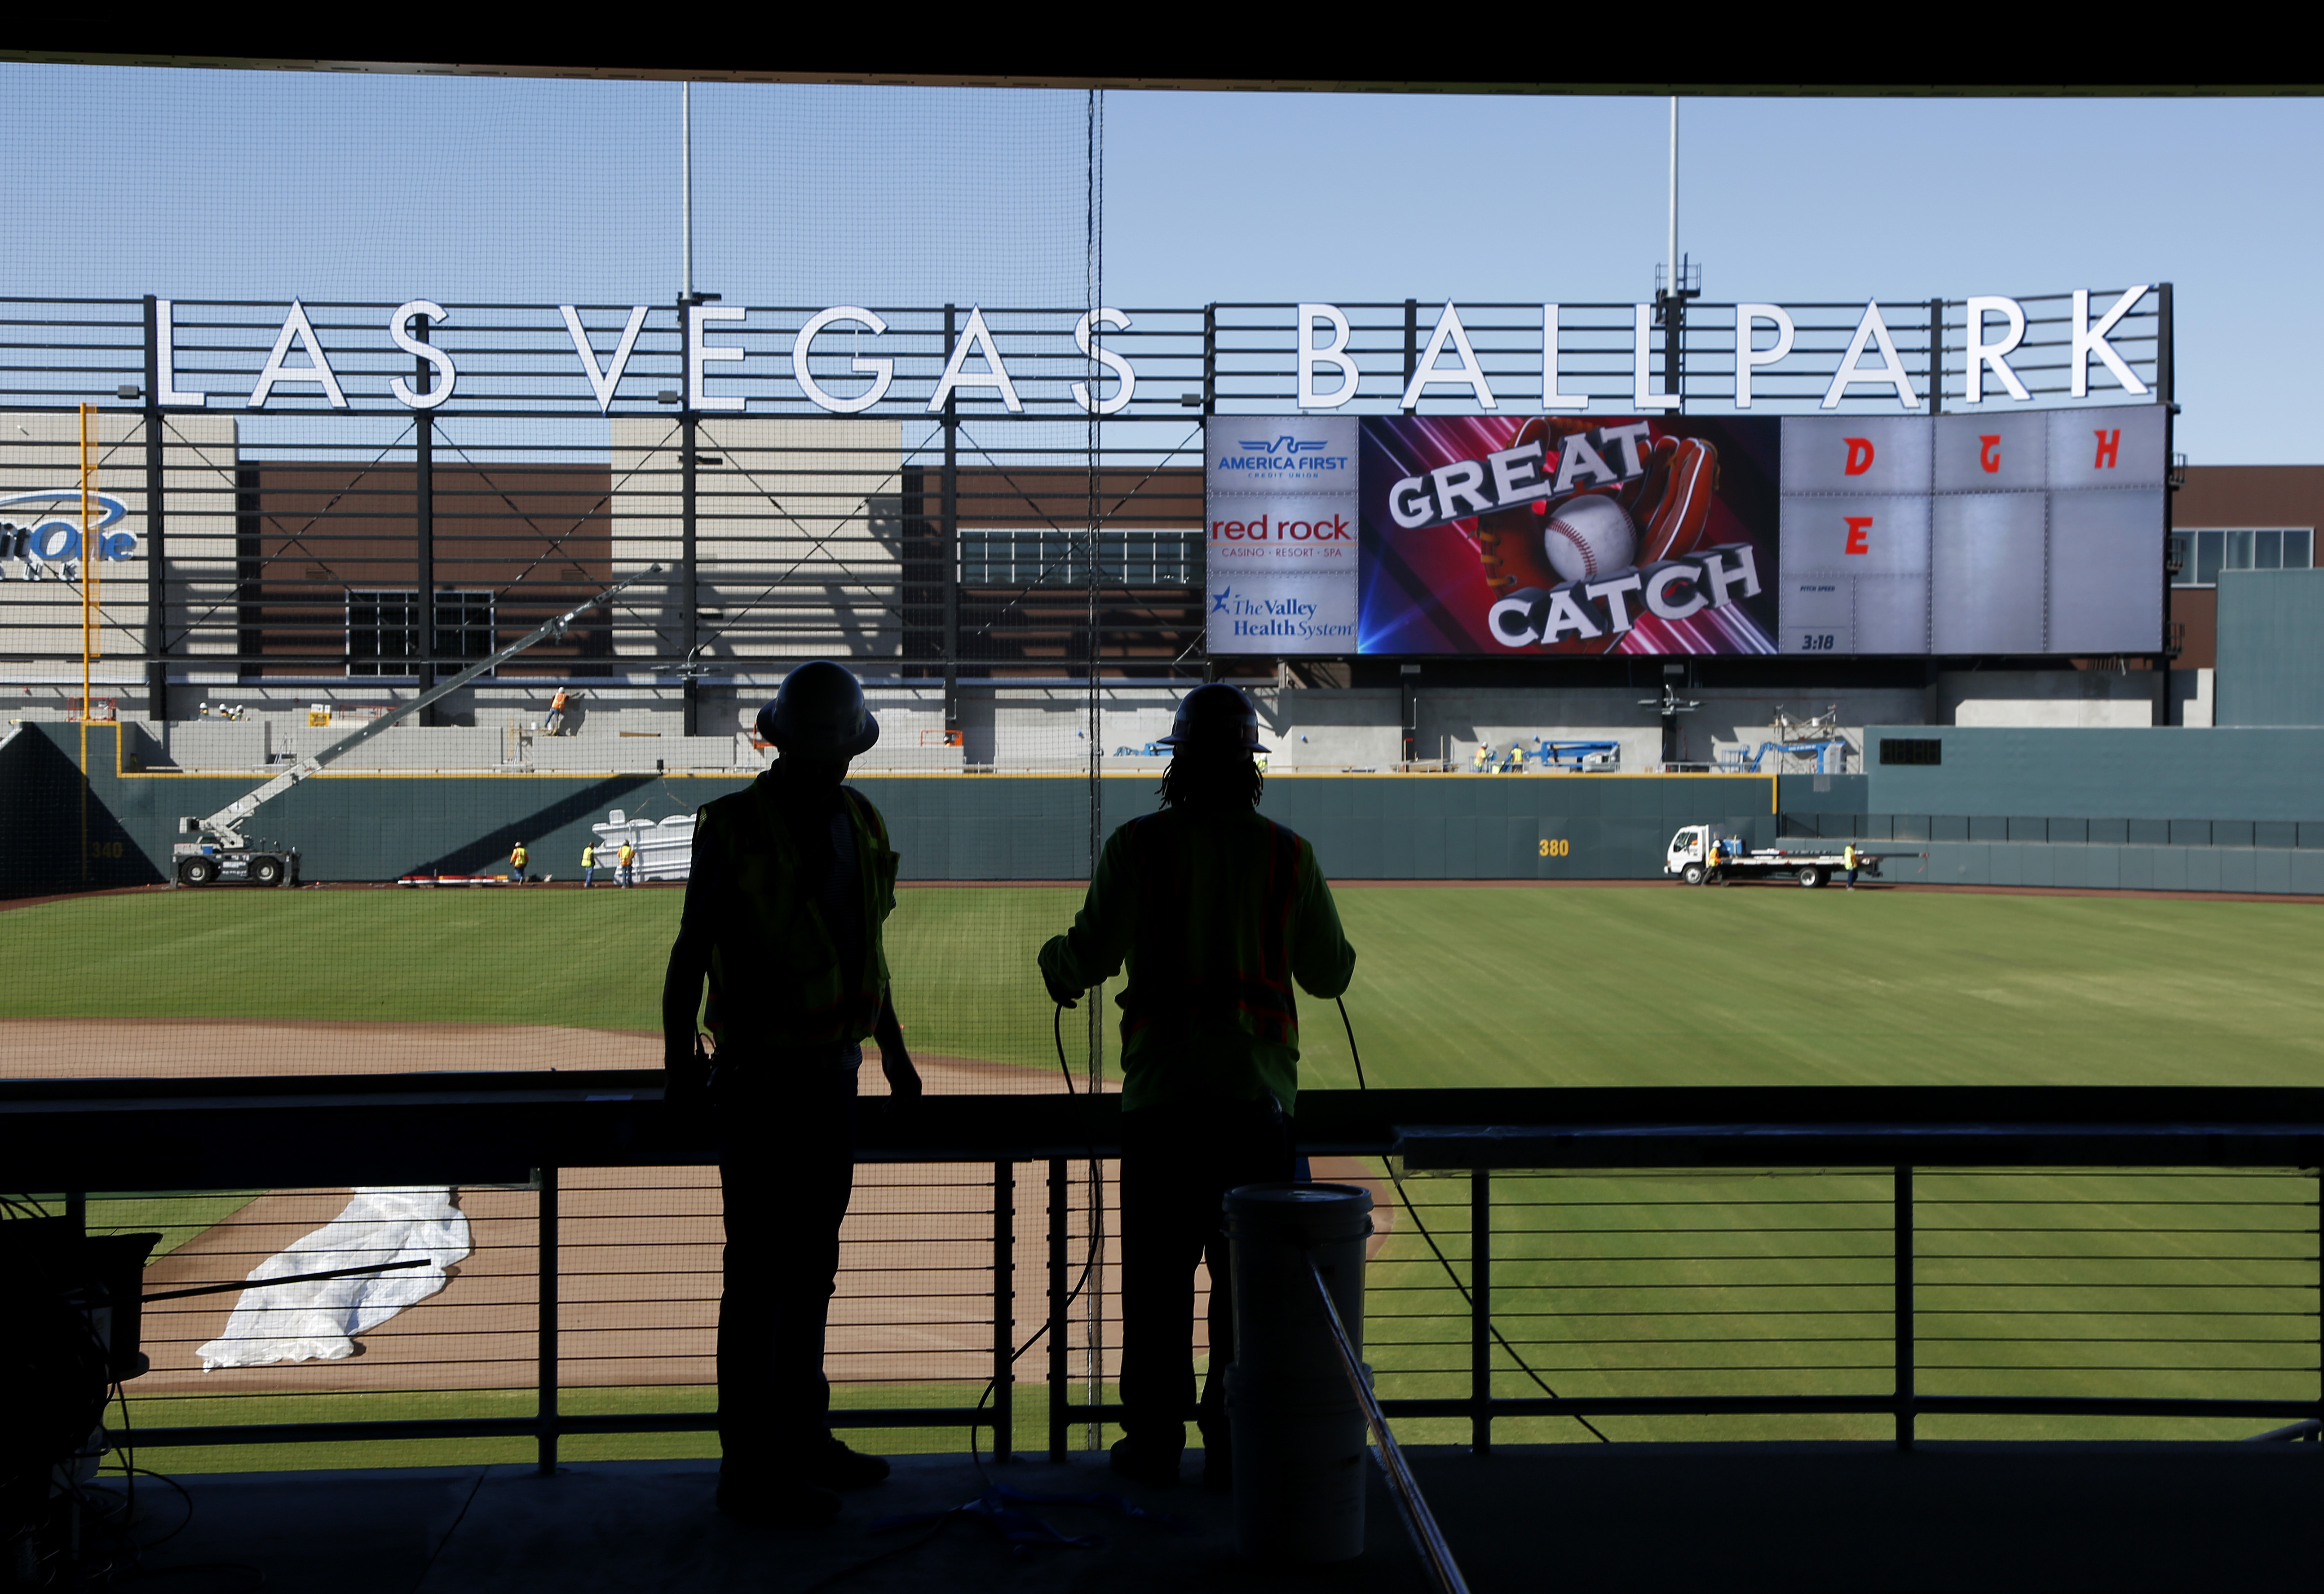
[509,841,530,883]
[616,838,636,886]
[1037,682,1357,1492]
[545,686,573,736]
[1472,742,1490,773]
[662,660,920,1530]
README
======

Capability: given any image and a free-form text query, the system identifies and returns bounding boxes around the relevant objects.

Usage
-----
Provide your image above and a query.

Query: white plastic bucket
[1222,1181,1374,1562]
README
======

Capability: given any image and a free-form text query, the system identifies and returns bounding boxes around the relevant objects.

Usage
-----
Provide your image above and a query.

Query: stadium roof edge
[0,57,2316,96]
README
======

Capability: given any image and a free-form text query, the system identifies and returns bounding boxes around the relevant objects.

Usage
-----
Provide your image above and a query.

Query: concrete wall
[2216,569,2324,726]
[609,417,904,663]
[1864,726,2324,822]
[1937,669,2159,728]
[0,410,240,680]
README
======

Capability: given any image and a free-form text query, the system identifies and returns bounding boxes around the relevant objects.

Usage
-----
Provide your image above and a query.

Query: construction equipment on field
[1665,822,1890,889]
[171,567,660,887]
[1728,738,1851,775]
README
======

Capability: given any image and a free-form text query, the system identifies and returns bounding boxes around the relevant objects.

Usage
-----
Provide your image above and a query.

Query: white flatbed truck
[1664,823,1890,888]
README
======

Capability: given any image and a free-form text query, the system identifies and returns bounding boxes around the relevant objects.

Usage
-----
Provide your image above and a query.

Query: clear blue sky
[4,66,2315,462]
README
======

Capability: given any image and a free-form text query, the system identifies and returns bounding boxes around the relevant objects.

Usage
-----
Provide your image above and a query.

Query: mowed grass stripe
[10,886,2324,1088]
[9,885,2319,1448]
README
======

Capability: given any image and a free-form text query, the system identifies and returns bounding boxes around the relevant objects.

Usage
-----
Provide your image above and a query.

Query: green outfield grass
[9,885,2324,1088]
[10,885,2319,1458]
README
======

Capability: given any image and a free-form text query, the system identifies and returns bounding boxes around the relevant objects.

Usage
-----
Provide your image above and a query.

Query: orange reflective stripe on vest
[1122,810,1301,1047]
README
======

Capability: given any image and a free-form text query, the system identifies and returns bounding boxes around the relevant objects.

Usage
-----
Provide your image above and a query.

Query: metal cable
[1335,995,1610,1444]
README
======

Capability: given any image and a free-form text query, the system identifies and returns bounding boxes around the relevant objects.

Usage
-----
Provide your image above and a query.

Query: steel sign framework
[0,289,2167,717]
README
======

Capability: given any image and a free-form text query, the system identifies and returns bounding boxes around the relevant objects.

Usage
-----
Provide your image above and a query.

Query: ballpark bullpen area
[7,880,2320,1468]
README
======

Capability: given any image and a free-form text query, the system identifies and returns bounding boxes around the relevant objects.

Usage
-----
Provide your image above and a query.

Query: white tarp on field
[197,1187,470,1370]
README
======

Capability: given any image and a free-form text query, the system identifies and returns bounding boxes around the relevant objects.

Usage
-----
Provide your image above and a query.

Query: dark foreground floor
[82,1440,2318,1593]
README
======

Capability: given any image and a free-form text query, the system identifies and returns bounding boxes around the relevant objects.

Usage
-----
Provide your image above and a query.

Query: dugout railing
[3,1080,2316,1470]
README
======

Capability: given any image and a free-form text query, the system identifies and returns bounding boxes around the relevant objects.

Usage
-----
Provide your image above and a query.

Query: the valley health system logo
[0,490,136,580]
[1205,418,1358,655]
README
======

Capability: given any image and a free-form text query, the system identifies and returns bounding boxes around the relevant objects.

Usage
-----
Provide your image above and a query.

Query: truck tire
[1682,863,1707,886]
[179,857,216,886]
[251,856,283,886]
[1797,865,1825,889]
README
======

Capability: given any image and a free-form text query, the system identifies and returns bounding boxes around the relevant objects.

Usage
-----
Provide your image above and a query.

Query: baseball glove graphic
[1470,422,1720,594]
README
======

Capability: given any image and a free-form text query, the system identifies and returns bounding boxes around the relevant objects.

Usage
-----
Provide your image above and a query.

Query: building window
[2171,528,2313,587]
[959,528,1201,587]
[1878,737,1942,766]
[348,590,497,676]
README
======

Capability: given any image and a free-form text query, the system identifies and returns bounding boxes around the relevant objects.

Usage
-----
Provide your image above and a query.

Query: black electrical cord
[808,1001,1107,1594]
[1335,995,1610,1444]
[963,1003,1104,1479]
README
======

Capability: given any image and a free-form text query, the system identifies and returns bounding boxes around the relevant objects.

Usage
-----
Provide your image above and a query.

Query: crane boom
[188,565,660,847]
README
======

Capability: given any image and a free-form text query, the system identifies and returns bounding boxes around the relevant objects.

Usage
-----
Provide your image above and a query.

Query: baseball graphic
[1542,494,1637,583]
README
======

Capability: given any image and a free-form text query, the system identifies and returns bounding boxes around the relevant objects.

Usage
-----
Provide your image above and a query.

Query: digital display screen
[1202,406,2164,658]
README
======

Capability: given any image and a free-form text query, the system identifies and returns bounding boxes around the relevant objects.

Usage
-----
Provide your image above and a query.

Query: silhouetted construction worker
[662,661,921,1529]
[1037,683,1356,1491]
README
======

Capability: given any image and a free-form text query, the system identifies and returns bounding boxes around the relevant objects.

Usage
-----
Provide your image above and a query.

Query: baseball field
[13,881,2324,1087]
[7,880,2320,1464]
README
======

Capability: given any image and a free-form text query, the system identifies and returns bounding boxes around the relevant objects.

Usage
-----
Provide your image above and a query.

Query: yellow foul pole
[80,403,95,879]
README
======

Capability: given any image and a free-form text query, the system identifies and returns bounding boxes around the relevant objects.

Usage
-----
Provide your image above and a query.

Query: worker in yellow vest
[581,842,598,888]
[617,839,636,887]
[1038,683,1357,1492]
[663,661,920,1528]
[509,841,530,883]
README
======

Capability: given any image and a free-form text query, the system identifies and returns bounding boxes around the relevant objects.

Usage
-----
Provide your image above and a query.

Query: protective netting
[1,66,1135,1465]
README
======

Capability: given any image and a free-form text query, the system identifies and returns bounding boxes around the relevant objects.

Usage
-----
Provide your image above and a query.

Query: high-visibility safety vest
[618,843,635,863]
[582,845,596,865]
[692,778,900,1052]
[511,845,528,865]
[1121,809,1303,1050]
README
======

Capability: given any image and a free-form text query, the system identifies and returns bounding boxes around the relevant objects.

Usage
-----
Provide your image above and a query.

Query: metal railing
[4,1079,2315,1470]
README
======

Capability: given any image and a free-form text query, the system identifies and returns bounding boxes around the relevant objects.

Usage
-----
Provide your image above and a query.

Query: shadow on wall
[0,725,161,897]
[414,774,672,878]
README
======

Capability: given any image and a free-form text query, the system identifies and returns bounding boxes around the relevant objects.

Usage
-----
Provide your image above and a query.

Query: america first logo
[1216,435,1350,473]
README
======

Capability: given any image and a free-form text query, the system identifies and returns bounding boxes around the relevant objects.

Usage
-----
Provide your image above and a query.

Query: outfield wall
[17,722,2324,897]
[1863,726,2324,821]
[6,724,1778,889]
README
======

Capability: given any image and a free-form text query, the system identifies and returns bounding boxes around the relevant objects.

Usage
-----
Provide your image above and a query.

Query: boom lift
[172,567,659,887]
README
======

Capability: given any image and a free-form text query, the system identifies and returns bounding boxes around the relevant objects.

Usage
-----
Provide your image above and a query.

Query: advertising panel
[1355,416,1783,656]
[1776,404,2163,655]
[1201,404,2165,659]
[1203,416,1359,655]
